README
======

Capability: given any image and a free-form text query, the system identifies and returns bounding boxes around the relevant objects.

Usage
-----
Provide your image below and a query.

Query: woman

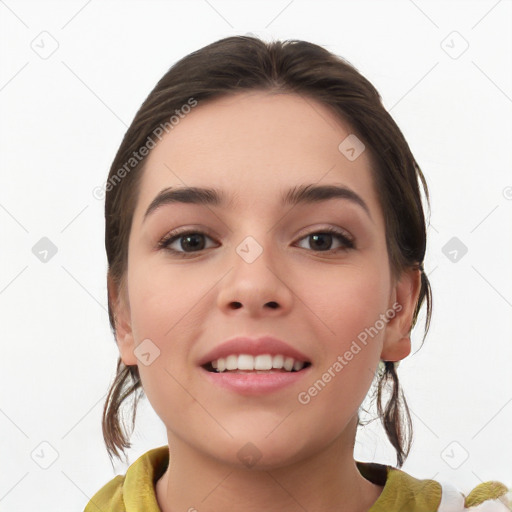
[85,36,511,512]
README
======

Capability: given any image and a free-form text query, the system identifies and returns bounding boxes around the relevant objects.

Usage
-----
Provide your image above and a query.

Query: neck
[156,419,383,512]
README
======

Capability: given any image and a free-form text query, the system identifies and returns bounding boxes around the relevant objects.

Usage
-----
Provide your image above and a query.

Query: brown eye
[296,228,355,252]
[158,230,217,255]
[158,226,355,257]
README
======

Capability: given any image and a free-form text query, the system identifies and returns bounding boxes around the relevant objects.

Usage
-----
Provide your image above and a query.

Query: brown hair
[102,35,432,468]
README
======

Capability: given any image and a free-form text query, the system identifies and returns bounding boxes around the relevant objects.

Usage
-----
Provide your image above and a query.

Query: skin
[111,91,422,512]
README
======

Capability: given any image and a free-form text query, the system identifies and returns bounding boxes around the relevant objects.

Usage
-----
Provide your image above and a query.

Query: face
[114,91,418,468]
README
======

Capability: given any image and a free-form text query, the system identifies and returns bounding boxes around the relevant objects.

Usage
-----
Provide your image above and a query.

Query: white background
[1,0,511,510]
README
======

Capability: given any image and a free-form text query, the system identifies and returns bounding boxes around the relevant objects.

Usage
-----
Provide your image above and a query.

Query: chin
[210,433,314,471]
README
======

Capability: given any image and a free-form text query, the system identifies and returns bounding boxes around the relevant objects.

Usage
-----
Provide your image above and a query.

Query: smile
[200,355,312,395]
[203,353,312,373]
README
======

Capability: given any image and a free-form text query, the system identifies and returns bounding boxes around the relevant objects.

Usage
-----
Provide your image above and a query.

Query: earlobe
[108,274,137,366]
[381,267,422,363]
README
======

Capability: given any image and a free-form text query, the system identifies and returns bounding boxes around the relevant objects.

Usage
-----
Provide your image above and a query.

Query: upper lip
[197,336,311,367]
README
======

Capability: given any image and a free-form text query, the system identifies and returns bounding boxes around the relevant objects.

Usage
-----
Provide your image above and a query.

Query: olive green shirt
[84,446,511,511]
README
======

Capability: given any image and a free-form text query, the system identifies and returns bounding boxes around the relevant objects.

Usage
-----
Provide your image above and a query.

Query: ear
[381,266,422,362]
[108,274,137,366]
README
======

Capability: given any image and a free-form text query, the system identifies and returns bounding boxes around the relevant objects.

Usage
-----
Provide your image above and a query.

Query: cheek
[125,262,201,421]
[301,263,390,346]
[295,269,388,427]
[126,258,209,400]
[127,256,202,340]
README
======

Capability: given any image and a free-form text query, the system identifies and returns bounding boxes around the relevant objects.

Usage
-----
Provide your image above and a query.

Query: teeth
[226,354,238,370]
[238,354,254,370]
[208,354,307,373]
[283,357,294,371]
[293,360,305,371]
[272,354,284,368]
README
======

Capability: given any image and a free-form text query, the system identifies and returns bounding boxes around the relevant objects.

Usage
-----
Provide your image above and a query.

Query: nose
[216,234,294,318]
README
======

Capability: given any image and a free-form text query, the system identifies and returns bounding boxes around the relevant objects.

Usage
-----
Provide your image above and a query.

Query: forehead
[133,91,380,220]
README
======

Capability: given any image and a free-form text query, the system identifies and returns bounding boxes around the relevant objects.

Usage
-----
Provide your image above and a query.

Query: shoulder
[437,479,511,511]
[84,474,125,512]
[357,461,511,512]
[368,463,444,511]
[83,446,169,512]
[387,467,511,511]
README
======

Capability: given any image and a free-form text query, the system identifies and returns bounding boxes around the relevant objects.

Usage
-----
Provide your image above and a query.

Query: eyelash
[157,227,355,258]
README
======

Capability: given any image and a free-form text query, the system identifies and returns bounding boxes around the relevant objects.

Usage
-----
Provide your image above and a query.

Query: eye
[295,227,355,253]
[158,229,217,256]
[158,226,355,257]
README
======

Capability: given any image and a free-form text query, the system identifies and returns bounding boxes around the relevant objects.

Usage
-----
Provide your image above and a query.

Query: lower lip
[200,366,312,395]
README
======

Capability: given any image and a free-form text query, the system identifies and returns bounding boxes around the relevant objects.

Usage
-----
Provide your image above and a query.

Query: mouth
[200,353,313,395]
[201,354,312,374]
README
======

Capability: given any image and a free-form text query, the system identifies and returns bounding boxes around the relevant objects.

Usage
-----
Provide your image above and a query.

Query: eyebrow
[143,183,372,223]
